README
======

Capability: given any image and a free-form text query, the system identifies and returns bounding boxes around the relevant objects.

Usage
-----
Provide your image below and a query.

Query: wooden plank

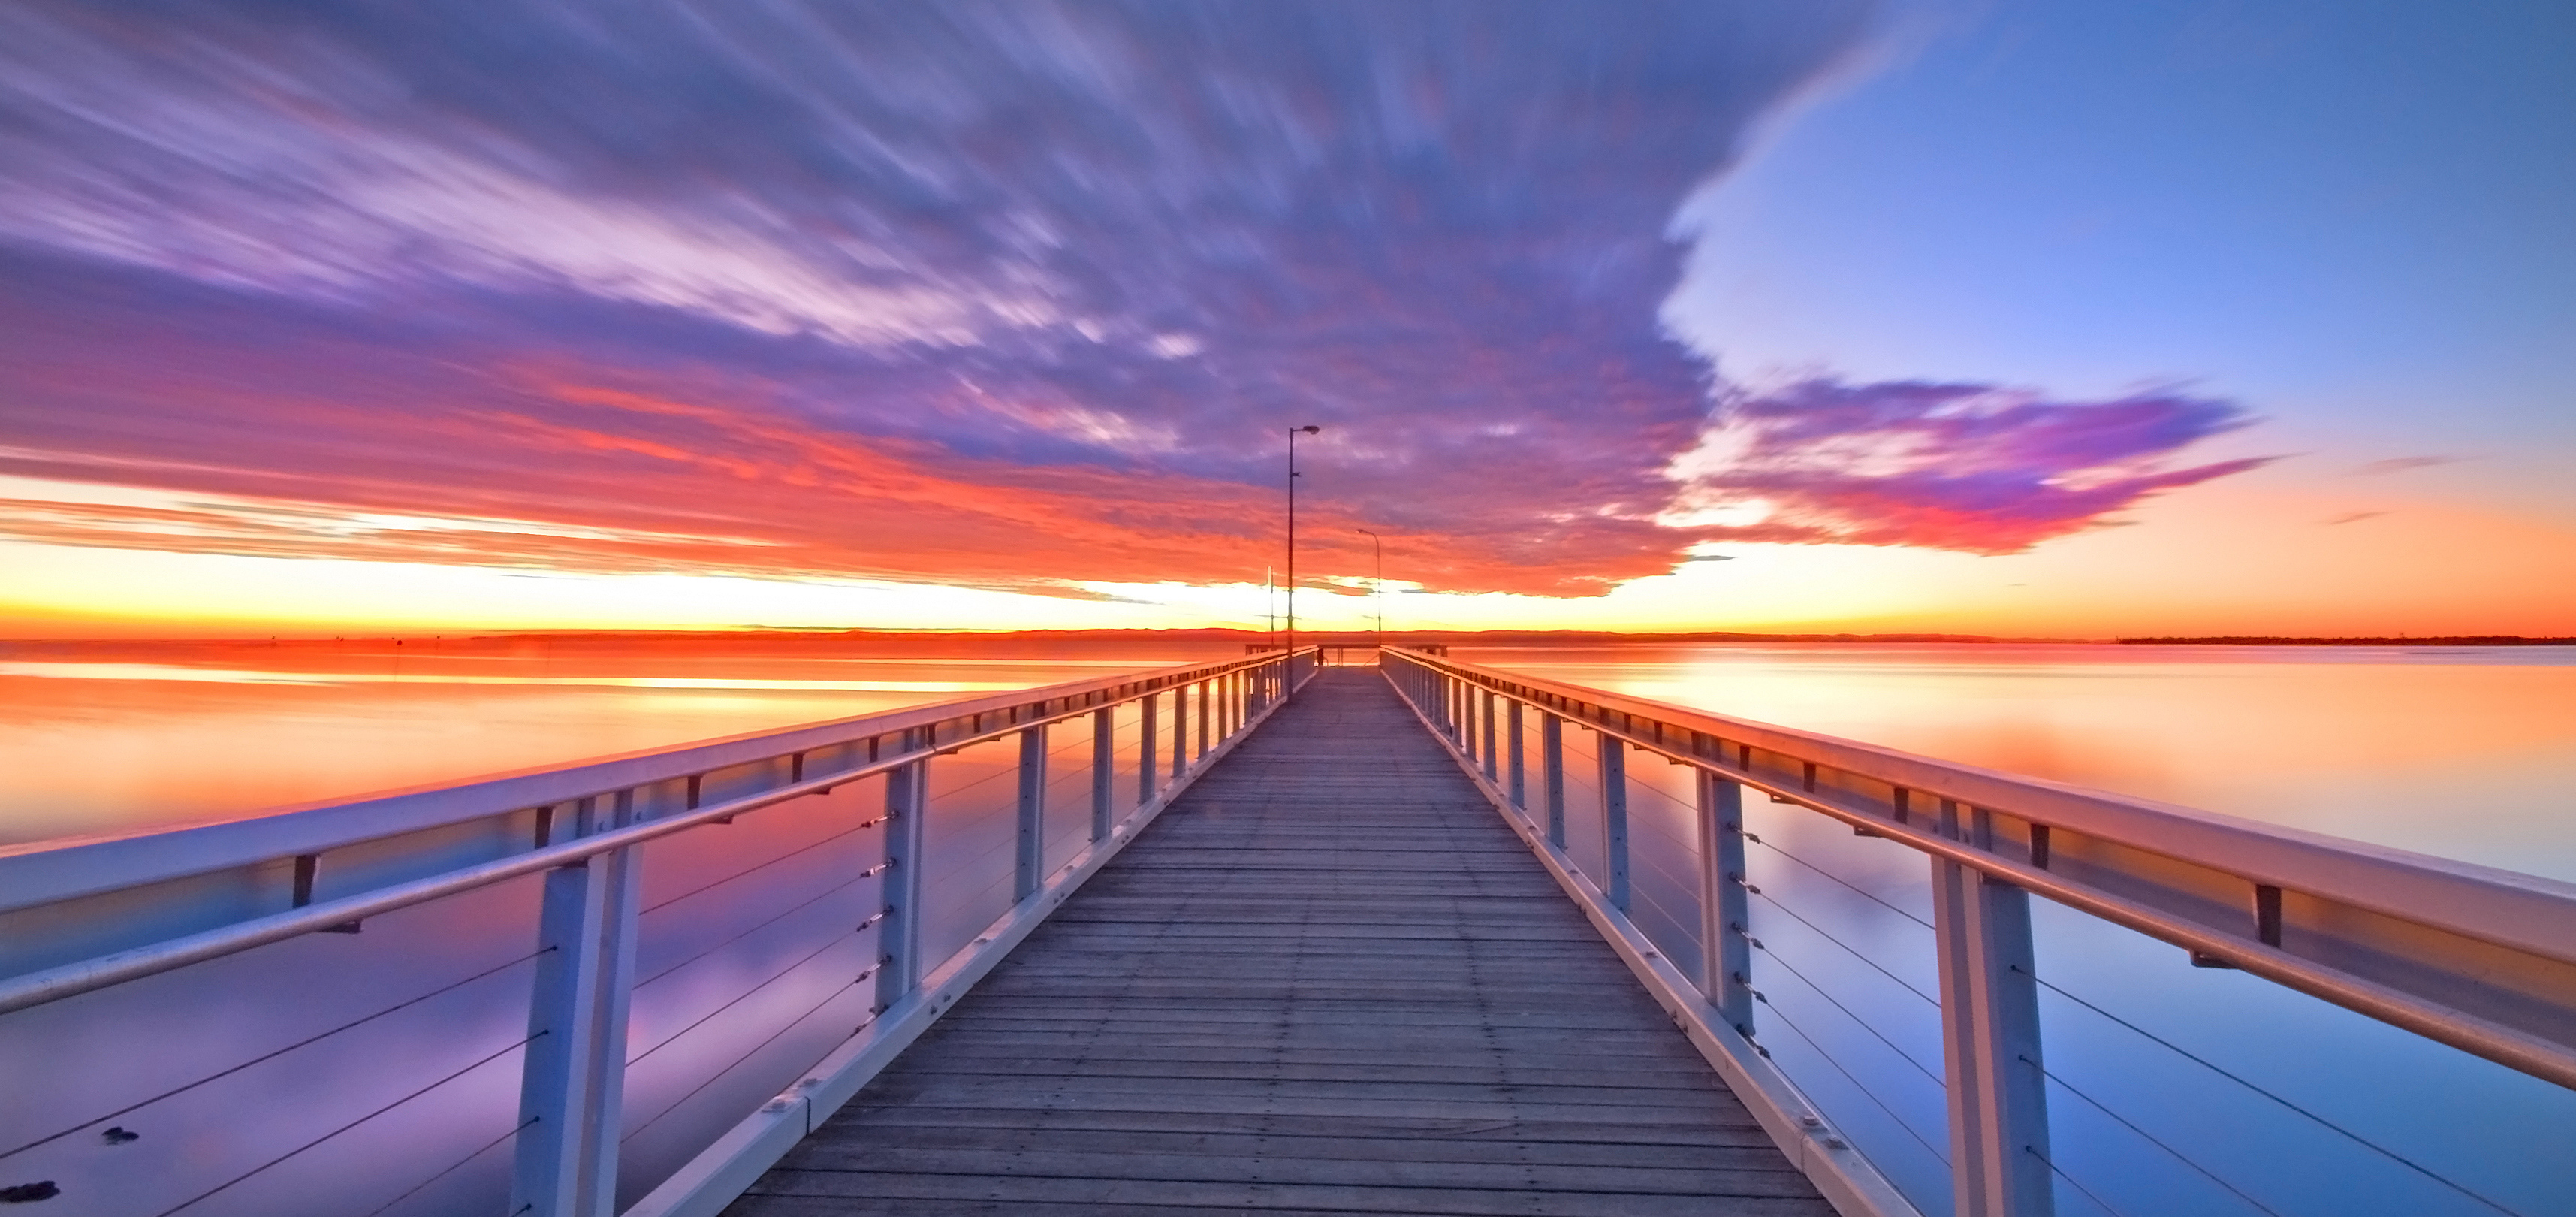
[737,1171,1835,1216]
[803,1122,1788,1167]
[808,1105,1770,1149]
[763,1145,1821,1196]
[723,669,1826,1217]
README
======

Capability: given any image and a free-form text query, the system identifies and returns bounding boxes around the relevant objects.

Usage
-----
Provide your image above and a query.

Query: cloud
[2323,511,2389,526]
[0,2,2272,607]
[2354,456,2463,476]
[1662,379,2270,553]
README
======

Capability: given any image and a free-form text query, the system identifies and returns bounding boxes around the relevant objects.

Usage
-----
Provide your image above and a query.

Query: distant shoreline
[6,627,2572,648]
[2112,636,2576,646]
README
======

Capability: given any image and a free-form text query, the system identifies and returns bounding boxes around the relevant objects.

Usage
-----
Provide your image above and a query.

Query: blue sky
[0,1,2568,636]
[1673,0,2576,463]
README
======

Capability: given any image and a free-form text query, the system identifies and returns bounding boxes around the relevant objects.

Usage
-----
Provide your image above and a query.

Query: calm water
[1456,642,2576,883]
[11,639,2572,872]
[5,638,2571,1216]
[1447,643,2576,1217]
[0,636,1239,849]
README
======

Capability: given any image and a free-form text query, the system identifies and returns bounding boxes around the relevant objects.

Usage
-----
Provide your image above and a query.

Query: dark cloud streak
[0,1,2269,601]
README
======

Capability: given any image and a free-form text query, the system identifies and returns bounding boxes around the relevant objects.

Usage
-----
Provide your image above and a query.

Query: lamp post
[1286,424,1320,672]
[1355,527,1383,648]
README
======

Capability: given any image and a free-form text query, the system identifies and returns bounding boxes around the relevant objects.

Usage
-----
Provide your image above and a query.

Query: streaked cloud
[1663,379,2269,553]
[2354,456,2465,476]
[0,1,2272,612]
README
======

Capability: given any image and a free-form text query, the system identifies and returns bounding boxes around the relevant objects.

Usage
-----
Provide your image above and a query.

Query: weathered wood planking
[725,667,1832,1217]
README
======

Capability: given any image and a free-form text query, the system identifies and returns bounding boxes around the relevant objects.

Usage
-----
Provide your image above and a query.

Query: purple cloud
[0,2,2272,602]
[2354,455,2464,476]
[1664,379,2270,553]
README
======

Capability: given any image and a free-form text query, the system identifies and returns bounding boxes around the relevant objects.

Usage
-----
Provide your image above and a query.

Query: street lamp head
[1297,424,1321,435]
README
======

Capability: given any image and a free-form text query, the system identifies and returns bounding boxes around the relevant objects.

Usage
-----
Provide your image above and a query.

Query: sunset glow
[2,3,2570,638]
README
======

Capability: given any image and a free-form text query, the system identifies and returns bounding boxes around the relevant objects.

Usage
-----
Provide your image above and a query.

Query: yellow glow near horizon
[5,464,2571,639]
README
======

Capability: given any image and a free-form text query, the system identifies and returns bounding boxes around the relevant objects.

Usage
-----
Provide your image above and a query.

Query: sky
[1,0,2570,638]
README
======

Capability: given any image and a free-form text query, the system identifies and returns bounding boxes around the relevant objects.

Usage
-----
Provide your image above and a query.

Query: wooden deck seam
[723,667,1830,1217]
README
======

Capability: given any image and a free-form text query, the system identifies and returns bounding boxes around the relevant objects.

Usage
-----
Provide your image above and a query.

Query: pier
[3,648,2573,1217]
[731,669,1825,1215]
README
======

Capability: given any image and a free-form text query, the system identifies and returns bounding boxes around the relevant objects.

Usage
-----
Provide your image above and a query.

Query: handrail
[1380,647,2576,1085]
[0,651,1297,914]
[1,645,1325,1217]
[1377,646,2576,1217]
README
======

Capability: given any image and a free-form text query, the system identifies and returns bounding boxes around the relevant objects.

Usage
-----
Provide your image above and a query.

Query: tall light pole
[1355,527,1383,648]
[1286,424,1320,668]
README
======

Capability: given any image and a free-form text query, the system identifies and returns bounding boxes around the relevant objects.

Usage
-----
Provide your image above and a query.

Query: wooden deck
[723,667,1832,1217]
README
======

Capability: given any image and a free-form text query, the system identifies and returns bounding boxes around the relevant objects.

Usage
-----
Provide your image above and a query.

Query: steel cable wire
[0,948,543,1164]
[1748,887,1941,1009]
[1748,835,1935,931]
[2025,971,2525,1216]
[632,870,876,995]
[1745,994,1951,1166]
[626,932,858,1070]
[2029,1058,2286,1217]
[2028,1144,2140,1217]
[1742,932,1944,1086]
[152,1034,534,1215]
[639,813,884,917]
[355,1117,530,1217]
[618,976,867,1147]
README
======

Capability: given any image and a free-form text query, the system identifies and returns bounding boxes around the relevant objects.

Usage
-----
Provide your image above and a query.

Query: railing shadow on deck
[1379,647,2576,1217]
[0,648,1323,1217]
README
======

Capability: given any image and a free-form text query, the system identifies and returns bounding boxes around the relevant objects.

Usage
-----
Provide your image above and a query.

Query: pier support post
[1090,708,1114,842]
[1481,691,1498,781]
[1541,714,1567,849]
[1933,799,2055,1217]
[1139,693,1160,802]
[1599,736,1630,910]
[1697,771,1754,1035]
[509,793,641,1217]
[876,729,930,1011]
[1015,725,1045,901]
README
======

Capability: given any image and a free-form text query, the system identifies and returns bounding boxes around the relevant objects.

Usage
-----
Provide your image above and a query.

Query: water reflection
[1459,642,2576,881]
[0,636,1233,847]
[1450,643,2576,1216]
[10,638,2573,1216]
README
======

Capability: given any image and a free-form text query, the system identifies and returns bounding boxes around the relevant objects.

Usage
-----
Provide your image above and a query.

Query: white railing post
[1697,770,1754,1036]
[1169,687,1187,781]
[1599,735,1630,911]
[1506,700,1527,810]
[1934,799,2055,1217]
[509,792,640,1217]
[1014,724,1045,902]
[1197,678,1211,757]
[1090,708,1114,842]
[876,729,930,1011]
[1480,690,1498,781]
[1541,714,1567,849]
[1138,692,1160,802]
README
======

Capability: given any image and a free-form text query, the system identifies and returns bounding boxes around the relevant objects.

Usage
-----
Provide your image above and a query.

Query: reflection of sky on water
[0,640,1230,847]
[1461,643,2576,1216]
[1465,642,2576,882]
[8,642,2572,1215]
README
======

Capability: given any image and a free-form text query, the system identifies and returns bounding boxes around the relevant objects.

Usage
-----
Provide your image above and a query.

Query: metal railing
[1379,648,2576,1217]
[0,647,1321,1217]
